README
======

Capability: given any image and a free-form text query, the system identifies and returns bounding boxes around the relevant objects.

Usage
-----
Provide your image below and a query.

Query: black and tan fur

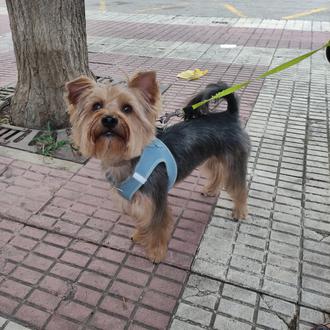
[65,72,250,263]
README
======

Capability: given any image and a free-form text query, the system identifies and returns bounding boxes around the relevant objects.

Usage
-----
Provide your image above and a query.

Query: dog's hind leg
[223,154,249,219]
[201,156,223,197]
[228,183,248,219]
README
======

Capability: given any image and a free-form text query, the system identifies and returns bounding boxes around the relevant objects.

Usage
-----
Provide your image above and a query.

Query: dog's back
[157,82,249,182]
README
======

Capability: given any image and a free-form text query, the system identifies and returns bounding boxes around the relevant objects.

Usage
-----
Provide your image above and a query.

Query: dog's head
[65,72,161,164]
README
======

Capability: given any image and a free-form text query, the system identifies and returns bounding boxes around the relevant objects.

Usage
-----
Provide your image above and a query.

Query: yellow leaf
[177,68,208,80]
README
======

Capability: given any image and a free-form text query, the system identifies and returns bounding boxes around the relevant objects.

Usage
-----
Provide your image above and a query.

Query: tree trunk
[6,0,92,129]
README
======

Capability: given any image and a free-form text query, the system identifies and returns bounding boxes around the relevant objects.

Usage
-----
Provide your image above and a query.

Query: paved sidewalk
[0,3,330,330]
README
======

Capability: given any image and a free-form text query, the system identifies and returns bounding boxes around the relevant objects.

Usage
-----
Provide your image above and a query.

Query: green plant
[32,123,69,157]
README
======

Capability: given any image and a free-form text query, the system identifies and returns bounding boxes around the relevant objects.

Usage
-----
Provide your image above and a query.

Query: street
[86,0,330,21]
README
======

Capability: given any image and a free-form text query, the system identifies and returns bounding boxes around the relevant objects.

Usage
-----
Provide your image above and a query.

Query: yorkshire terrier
[65,72,250,263]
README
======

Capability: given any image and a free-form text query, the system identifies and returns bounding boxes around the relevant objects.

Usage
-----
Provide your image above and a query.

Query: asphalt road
[86,0,330,21]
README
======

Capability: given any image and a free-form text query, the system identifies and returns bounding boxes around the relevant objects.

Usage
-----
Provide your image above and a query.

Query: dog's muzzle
[102,116,118,129]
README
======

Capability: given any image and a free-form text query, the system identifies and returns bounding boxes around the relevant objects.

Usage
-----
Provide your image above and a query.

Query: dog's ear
[65,76,95,105]
[128,71,159,105]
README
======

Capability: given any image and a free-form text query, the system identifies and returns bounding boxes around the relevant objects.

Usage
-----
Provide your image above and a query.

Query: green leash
[190,40,330,111]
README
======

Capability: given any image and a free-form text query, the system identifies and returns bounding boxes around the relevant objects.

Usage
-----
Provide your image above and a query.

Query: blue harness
[117,138,177,201]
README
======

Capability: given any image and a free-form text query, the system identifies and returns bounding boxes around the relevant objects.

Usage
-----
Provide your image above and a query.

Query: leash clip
[159,109,184,124]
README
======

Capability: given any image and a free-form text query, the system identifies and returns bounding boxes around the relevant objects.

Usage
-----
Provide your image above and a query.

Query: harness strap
[118,138,177,201]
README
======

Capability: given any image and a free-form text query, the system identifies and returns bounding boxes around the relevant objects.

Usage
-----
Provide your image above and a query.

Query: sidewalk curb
[0,146,82,172]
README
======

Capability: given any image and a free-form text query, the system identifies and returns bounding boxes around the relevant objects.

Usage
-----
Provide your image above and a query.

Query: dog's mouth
[94,122,129,144]
[101,128,122,139]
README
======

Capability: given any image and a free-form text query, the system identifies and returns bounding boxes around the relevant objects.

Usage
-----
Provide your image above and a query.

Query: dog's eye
[122,104,133,114]
[92,102,103,111]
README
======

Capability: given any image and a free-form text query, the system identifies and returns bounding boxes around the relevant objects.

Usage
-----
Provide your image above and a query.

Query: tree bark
[6,0,92,129]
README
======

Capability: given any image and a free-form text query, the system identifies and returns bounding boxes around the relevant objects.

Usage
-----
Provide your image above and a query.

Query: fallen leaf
[177,68,208,80]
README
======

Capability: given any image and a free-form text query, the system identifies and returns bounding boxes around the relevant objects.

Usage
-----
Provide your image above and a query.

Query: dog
[65,71,250,263]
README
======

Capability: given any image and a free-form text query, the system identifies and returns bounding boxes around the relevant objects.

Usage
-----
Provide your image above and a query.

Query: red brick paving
[89,54,265,123]
[0,213,189,329]
[87,19,327,49]
[6,111,202,329]
[0,152,222,266]
[0,14,10,34]
[0,51,264,328]
[0,51,17,86]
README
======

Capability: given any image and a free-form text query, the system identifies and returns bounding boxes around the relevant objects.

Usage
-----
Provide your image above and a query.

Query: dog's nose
[102,116,118,128]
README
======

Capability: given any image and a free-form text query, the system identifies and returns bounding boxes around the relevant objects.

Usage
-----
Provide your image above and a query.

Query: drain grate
[0,86,15,111]
[0,123,87,164]
[0,124,38,149]
[96,76,114,84]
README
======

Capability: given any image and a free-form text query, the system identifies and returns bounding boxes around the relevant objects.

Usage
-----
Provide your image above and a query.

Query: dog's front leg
[129,192,173,263]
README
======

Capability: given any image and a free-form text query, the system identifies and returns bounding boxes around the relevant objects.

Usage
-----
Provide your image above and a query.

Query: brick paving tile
[57,301,93,322]
[0,279,31,299]
[87,258,119,276]
[27,289,61,312]
[11,266,43,285]
[0,296,19,315]
[90,311,126,329]
[74,285,103,306]
[99,295,135,318]
[109,281,144,302]
[50,262,81,281]
[141,291,177,313]
[78,270,111,290]
[15,305,50,328]
[45,315,81,330]
[134,307,171,329]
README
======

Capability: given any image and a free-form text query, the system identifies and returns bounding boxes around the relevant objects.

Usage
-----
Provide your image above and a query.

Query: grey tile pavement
[0,316,32,330]
[171,274,330,330]
[171,59,330,327]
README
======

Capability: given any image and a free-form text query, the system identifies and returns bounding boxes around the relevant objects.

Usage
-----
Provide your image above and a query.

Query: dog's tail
[214,81,239,115]
[183,81,239,120]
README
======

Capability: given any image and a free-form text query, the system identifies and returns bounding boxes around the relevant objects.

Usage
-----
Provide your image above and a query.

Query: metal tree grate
[0,123,87,163]
[0,86,15,111]
[0,124,38,149]
[96,76,114,84]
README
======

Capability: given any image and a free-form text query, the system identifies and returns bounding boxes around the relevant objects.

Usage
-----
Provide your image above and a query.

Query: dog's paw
[146,245,167,264]
[201,187,218,197]
[232,206,248,220]
[131,230,143,243]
